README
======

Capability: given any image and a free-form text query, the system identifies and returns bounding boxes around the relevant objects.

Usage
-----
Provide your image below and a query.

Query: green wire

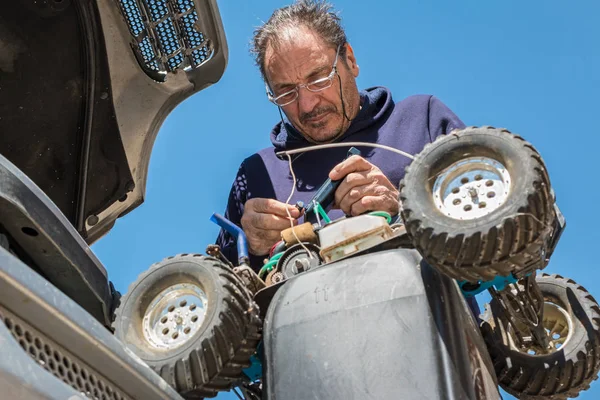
[314,202,331,224]
[369,211,392,224]
[259,211,390,279]
[259,200,328,280]
[258,252,284,279]
[259,200,329,280]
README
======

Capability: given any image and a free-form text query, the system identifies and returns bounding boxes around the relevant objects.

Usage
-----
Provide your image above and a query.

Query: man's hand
[241,198,301,256]
[329,155,400,216]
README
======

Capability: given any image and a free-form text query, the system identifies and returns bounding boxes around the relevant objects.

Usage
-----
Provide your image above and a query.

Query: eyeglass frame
[265,44,342,107]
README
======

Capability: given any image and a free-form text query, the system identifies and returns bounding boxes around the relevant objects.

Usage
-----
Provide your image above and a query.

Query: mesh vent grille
[147,0,168,22]
[175,0,194,13]
[139,36,159,71]
[116,0,214,77]
[181,11,204,48]
[120,0,145,37]
[191,46,210,67]
[156,18,179,56]
[0,306,131,400]
[168,53,184,70]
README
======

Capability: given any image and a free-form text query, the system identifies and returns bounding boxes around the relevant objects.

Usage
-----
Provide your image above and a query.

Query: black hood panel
[1,0,228,243]
[0,0,133,235]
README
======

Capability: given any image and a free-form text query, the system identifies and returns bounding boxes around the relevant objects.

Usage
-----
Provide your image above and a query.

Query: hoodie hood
[269,86,395,152]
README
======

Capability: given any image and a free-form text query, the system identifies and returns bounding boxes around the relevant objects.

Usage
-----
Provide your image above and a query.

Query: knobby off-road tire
[112,254,262,399]
[399,126,555,283]
[481,274,600,399]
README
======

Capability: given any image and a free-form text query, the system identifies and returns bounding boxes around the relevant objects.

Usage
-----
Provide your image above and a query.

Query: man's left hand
[328,155,400,216]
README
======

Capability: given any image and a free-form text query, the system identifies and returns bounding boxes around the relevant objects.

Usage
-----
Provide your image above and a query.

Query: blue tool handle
[304,147,362,214]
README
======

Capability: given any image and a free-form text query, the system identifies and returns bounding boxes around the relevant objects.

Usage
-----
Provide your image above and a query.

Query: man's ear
[344,43,360,78]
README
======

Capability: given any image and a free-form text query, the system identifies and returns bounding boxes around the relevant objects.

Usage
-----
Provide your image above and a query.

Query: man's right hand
[240,198,301,256]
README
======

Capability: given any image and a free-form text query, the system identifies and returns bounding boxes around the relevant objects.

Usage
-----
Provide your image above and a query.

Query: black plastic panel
[0,154,114,327]
[263,248,501,400]
[0,0,134,236]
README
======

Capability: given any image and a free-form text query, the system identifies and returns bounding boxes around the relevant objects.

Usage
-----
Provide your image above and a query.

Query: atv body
[1,1,599,400]
[0,147,501,399]
[262,248,500,400]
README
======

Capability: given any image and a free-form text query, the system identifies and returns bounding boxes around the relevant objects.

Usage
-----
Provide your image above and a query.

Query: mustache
[300,106,336,124]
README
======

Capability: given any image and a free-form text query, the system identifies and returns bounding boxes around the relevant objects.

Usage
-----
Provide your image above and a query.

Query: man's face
[264,26,360,143]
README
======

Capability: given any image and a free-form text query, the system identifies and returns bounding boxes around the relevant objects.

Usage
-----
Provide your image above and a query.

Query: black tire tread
[400,126,555,282]
[113,254,262,398]
[482,274,600,399]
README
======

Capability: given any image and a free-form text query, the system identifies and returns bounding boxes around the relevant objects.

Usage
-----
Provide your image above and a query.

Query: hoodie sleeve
[427,95,466,142]
[214,162,265,271]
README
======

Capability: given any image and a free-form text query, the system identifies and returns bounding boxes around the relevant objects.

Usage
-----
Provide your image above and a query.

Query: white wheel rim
[432,156,511,220]
[508,302,573,355]
[142,283,208,350]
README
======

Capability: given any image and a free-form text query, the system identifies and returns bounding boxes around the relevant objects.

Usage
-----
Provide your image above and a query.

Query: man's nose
[297,87,320,114]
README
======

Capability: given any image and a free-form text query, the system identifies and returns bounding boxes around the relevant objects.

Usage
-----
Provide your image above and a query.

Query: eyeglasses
[265,45,341,107]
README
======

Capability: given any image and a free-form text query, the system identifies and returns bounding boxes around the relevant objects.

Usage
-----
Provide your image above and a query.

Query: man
[216,0,465,270]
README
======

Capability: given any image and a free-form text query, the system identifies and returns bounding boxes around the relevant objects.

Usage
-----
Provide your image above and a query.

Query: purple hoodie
[216,86,465,270]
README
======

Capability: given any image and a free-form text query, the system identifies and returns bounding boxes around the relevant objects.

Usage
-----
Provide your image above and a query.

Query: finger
[329,155,372,181]
[350,195,380,216]
[338,182,376,215]
[334,173,371,210]
[350,194,400,216]
[248,212,298,232]
[339,182,399,215]
[336,169,397,205]
[247,228,284,255]
[250,198,300,219]
[244,218,299,255]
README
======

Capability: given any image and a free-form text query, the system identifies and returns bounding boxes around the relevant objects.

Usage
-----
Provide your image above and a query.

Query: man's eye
[309,78,330,89]
[306,74,333,90]
[277,92,296,101]
[275,87,294,96]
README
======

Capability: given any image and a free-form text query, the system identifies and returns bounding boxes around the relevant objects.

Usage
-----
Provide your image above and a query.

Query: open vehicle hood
[0,0,228,243]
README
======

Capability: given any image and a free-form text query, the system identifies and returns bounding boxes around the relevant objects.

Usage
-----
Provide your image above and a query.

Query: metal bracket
[233,265,266,294]
[489,274,550,352]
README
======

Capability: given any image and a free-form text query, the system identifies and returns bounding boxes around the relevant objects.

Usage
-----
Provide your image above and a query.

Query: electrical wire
[276,139,416,270]
[284,154,314,258]
[279,141,411,260]
[276,141,415,160]
[258,252,283,279]
[368,211,392,224]
[314,203,322,227]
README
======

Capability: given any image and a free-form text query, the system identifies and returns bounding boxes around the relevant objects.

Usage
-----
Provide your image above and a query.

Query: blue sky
[92,1,600,399]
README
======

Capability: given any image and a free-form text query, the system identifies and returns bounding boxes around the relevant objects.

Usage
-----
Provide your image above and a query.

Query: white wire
[276,141,415,160]
[284,154,313,257]
[284,153,297,205]
[314,200,322,228]
[279,141,413,260]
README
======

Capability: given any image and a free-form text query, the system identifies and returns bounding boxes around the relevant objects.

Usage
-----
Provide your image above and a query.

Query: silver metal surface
[508,302,573,355]
[433,157,511,220]
[143,283,208,349]
[0,245,183,400]
[0,305,129,400]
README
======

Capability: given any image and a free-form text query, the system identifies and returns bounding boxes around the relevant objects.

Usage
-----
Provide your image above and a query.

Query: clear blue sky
[92,1,600,399]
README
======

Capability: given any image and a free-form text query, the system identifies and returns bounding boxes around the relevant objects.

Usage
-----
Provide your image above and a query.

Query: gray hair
[251,0,348,81]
